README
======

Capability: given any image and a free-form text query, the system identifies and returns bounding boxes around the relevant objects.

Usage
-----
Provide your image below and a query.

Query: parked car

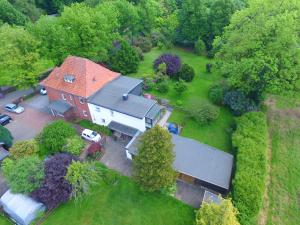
[0,114,12,126]
[4,103,24,114]
[40,87,47,95]
[81,129,101,142]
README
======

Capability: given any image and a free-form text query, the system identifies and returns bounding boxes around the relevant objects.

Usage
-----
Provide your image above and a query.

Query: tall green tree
[0,126,13,149]
[215,0,300,97]
[0,25,53,88]
[196,198,240,225]
[133,125,176,192]
[0,0,28,25]
[9,0,44,21]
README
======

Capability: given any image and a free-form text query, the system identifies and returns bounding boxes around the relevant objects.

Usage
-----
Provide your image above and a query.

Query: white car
[4,103,24,114]
[40,87,47,95]
[81,129,101,142]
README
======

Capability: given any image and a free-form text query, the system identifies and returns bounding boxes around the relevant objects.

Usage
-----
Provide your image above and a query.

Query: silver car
[4,103,24,114]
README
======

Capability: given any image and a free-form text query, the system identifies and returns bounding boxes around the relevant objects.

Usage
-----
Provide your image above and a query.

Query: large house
[41,56,120,120]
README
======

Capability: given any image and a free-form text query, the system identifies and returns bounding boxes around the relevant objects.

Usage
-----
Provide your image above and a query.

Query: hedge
[232,112,268,225]
[76,120,112,136]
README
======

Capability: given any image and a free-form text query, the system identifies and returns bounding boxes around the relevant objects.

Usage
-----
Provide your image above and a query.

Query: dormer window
[64,74,75,83]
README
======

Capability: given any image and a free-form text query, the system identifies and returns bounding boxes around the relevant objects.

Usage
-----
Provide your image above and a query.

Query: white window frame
[95,106,101,112]
[79,97,85,104]
[83,110,88,117]
[69,95,73,101]
[110,110,114,116]
[102,119,105,123]
[61,93,66,100]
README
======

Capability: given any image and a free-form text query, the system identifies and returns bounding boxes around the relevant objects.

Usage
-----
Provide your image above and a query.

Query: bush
[2,156,44,194]
[31,153,78,209]
[156,81,169,93]
[63,136,85,156]
[132,36,152,53]
[232,112,268,224]
[9,140,38,159]
[174,79,188,95]
[194,38,206,55]
[224,90,258,116]
[108,40,140,74]
[208,82,229,105]
[187,100,220,124]
[39,120,76,156]
[76,119,112,136]
[0,125,13,149]
[143,77,155,91]
[206,63,213,73]
[177,63,195,82]
[153,54,182,78]
[133,46,144,60]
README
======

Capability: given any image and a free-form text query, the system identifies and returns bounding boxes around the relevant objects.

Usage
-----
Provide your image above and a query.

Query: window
[145,118,152,124]
[95,106,100,112]
[83,110,88,117]
[102,119,105,123]
[64,74,75,83]
[61,93,66,100]
[69,95,73,101]
[79,97,85,104]
[110,110,114,116]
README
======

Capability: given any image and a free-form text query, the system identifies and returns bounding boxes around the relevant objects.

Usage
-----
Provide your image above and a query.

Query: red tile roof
[41,56,120,98]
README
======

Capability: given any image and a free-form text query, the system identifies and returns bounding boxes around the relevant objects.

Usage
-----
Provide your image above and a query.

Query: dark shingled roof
[108,121,139,137]
[126,134,233,190]
[88,76,157,119]
[146,104,162,120]
[49,100,72,114]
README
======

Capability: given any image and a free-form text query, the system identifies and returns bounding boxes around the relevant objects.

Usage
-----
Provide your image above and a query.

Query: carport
[108,121,139,142]
[49,100,74,120]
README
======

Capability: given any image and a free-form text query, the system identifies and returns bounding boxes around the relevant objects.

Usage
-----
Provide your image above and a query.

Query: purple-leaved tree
[153,54,182,78]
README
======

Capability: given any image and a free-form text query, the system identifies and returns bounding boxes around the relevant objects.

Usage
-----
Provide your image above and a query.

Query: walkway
[157,109,172,127]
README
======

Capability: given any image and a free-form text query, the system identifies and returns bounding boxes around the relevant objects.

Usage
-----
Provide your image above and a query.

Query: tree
[133,126,176,192]
[108,40,140,74]
[174,79,188,95]
[65,161,99,200]
[39,120,76,155]
[31,153,78,209]
[196,198,240,225]
[187,100,220,124]
[177,63,195,82]
[9,0,43,21]
[0,24,53,89]
[0,0,28,25]
[2,156,44,194]
[63,136,85,156]
[10,140,39,159]
[194,38,206,55]
[153,54,181,78]
[0,126,13,149]
[215,0,300,97]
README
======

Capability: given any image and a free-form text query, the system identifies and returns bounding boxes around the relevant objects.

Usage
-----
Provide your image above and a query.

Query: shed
[0,190,45,225]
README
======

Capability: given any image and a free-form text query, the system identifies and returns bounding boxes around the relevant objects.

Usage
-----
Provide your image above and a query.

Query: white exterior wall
[88,103,146,132]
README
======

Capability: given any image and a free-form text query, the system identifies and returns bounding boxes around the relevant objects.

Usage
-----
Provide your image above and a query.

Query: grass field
[43,175,195,225]
[131,47,233,152]
[266,103,300,225]
[0,215,12,225]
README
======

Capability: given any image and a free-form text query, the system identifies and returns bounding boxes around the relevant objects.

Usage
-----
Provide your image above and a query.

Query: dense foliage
[174,79,187,96]
[63,136,85,156]
[76,119,112,136]
[208,82,229,106]
[108,40,140,74]
[2,156,44,194]
[153,54,181,78]
[9,140,38,159]
[133,126,176,192]
[186,100,220,124]
[232,112,268,224]
[31,153,78,209]
[194,38,206,55]
[0,125,13,148]
[39,120,76,155]
[196,198,240,225]
[0,0,27,25]
[177,63,195,82]
[215,0,300,97]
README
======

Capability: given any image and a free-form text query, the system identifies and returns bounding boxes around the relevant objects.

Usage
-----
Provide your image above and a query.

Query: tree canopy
[0,125,13,148]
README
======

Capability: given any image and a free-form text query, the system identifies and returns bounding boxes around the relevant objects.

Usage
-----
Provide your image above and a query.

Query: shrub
[133,36,152,53]
[177,63,195,82]
[66,161,99,200]
[232,112,268,224]
[39,120,76,156]
[206,63,213,73]
[143,77,154,91]
[133,46,144,60]
[9,140,38,159]
[194,38,206,55]
[0,125,13,149]
[87,142,101,156]
[156,81,169,93]
[133,126,176,192]
[108,40,140,74]
[76,119,112,136]
[153,54,182,78]
[63,136,85,156]
[224,90,258,115]
[208,82,229,105]
[187,100,220,124]
[174,79,188,95]
[2,156,44,194]
[31,153,78,210]
[196,198,240,225]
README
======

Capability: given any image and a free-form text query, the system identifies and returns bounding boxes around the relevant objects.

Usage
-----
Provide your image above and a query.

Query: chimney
[122,94,128,101]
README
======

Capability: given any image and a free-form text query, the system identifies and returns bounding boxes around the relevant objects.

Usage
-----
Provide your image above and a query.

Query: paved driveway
[3,95,53,142]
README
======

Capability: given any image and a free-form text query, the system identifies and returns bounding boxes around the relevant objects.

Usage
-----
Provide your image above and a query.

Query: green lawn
[0,215,12,225]
[266,106,300,225]
[43,175,195,225]
[131,47,233,152]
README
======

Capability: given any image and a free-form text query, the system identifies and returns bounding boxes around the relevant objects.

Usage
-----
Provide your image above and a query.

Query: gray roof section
[108,121,139,137]
[0,147,9,162]
[49,100,72,114]
[88,76,156,119]
[127,134,233,190]
[146,104,163,119]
